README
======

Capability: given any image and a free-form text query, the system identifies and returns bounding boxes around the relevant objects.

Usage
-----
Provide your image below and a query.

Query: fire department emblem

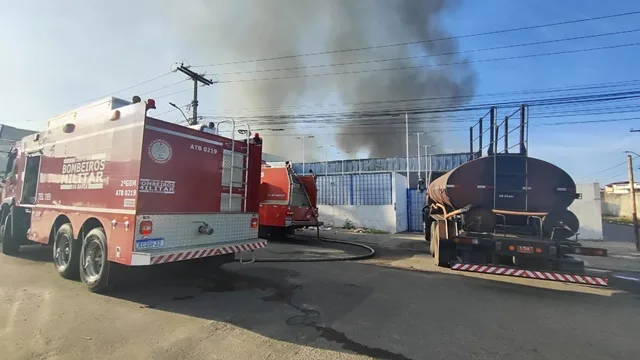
[148,139,172,164]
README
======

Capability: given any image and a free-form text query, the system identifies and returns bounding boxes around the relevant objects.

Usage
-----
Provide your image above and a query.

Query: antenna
[175,63,216,125]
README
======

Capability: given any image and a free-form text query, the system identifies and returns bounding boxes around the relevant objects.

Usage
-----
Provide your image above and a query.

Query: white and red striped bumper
[130,240,267,266]
[450,262,609,286]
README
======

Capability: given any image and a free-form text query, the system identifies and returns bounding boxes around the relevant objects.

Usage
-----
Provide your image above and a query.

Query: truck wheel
[53,224,80,280]
[0,212,20,255]
[80,227,111,293]
[432,226,452,267]
[429,222,438,256]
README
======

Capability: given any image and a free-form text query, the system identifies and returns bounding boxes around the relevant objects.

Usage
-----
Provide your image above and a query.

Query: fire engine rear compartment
[129,117,264,265]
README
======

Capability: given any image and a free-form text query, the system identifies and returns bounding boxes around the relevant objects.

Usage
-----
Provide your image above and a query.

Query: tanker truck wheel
[431,222,453,267]
[429,222,438,256]
[79,227,111,293]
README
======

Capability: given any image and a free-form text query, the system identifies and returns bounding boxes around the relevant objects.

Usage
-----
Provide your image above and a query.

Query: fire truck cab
[0,96,266,293]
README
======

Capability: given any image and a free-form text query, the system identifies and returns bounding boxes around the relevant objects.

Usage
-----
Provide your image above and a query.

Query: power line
[215,42,640,84]
[205,117,640,137]
[193,79,640,116]
[197,89,640,122]
[80,71,172,104]
[576,155,640,180]
[192,10,640,67]
[208,28,640,76]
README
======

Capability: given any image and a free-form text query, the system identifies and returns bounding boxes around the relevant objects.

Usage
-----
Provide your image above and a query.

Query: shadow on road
[6,241,638,360]
[105,260,415,360]
[11,244,52,263]
[95,245,637,360]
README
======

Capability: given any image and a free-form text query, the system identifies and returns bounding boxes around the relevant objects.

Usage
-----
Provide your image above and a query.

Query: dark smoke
[161,0,475,159]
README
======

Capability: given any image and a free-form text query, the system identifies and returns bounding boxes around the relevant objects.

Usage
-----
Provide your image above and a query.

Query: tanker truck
[421,106,609,286]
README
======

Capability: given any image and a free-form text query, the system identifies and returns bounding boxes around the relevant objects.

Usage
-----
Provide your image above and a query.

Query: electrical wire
[209,28,640,76]
[576,155,640,181]
[80,71,173,104]
[189,79,640,116]
[216,42,640,84]
[196,89,640,123]
[192,10,640,67]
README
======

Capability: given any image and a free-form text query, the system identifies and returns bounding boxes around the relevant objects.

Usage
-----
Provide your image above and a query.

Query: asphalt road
[1,243,640,360]
[603,222,637,243]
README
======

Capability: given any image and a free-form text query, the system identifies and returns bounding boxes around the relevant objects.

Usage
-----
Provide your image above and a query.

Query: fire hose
[252,227,376,263]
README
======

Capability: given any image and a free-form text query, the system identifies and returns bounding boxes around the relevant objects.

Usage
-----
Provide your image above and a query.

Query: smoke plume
[161,0,476,159]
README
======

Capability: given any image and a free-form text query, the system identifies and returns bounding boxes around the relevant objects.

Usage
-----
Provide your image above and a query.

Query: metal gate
[407,189,425,232]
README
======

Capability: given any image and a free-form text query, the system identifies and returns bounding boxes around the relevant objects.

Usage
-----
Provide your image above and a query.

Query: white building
[603,181,640,194]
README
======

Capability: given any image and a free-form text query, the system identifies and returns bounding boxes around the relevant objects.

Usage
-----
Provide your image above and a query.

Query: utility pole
[405,113,409,182]
[628,155,640,250]
[416,133,421,180]
[176,63,215,125]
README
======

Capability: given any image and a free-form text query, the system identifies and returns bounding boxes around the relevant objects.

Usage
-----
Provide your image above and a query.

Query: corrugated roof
[291,152,471,174]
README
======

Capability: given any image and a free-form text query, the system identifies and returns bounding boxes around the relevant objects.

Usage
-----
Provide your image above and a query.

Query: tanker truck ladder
[450,262,609,287]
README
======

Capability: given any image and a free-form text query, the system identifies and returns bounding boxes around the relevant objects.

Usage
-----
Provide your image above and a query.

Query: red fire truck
[0,97,266,293]
[258,162,322,237]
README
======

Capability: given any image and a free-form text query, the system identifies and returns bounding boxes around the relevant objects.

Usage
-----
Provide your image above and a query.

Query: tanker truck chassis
[421,105,608,287]
[425,208,608,286]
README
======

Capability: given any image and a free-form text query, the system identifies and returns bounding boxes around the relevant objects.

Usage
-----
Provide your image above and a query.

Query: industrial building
[291,153,603,240]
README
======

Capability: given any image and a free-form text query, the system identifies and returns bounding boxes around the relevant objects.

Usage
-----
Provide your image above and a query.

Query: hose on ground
[252,227,376,263]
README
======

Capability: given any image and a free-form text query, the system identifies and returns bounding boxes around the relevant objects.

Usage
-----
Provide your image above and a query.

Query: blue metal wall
[316,173,393,206]
[407,189,426,232]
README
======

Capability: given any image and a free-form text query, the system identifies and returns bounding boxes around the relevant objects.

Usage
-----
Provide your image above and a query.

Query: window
[21,154,41,204]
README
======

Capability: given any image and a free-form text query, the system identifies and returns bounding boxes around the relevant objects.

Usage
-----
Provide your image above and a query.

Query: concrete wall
[569,183,603,240]
[318,205,398,233]
[601,191,640,218]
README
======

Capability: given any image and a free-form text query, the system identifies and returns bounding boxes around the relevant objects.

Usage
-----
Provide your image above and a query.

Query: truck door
[21,154,42,205]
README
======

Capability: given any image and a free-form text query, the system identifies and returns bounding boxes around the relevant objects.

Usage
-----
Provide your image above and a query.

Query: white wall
[601,191,640,218]
[318,205,398,233]
[393,172,408,232]
[569,182,603,240]
[317,171,406,233]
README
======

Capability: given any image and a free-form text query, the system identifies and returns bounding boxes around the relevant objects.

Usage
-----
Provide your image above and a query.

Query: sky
[0,0,639,185]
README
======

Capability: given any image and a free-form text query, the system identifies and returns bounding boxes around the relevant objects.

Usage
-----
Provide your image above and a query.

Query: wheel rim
[83,236,104,283]
[54,233,71,269]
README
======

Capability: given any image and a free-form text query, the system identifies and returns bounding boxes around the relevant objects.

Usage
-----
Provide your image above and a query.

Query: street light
[169,102,189,124]
[422,144,436,187]
[295,135,315,172]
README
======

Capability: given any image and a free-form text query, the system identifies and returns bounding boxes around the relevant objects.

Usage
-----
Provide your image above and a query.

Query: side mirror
[417,178,426,193]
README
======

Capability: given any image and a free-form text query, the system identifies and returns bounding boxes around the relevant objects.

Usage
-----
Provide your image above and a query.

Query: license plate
[135,238,165,250]
[517,245,534,254]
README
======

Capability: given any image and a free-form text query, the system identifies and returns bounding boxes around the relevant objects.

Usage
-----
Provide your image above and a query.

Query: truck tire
[432,222,453,267]
[429,221,438,256]
[53,223,80,280]
[0,211,20,255]
[80,227,111,293]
